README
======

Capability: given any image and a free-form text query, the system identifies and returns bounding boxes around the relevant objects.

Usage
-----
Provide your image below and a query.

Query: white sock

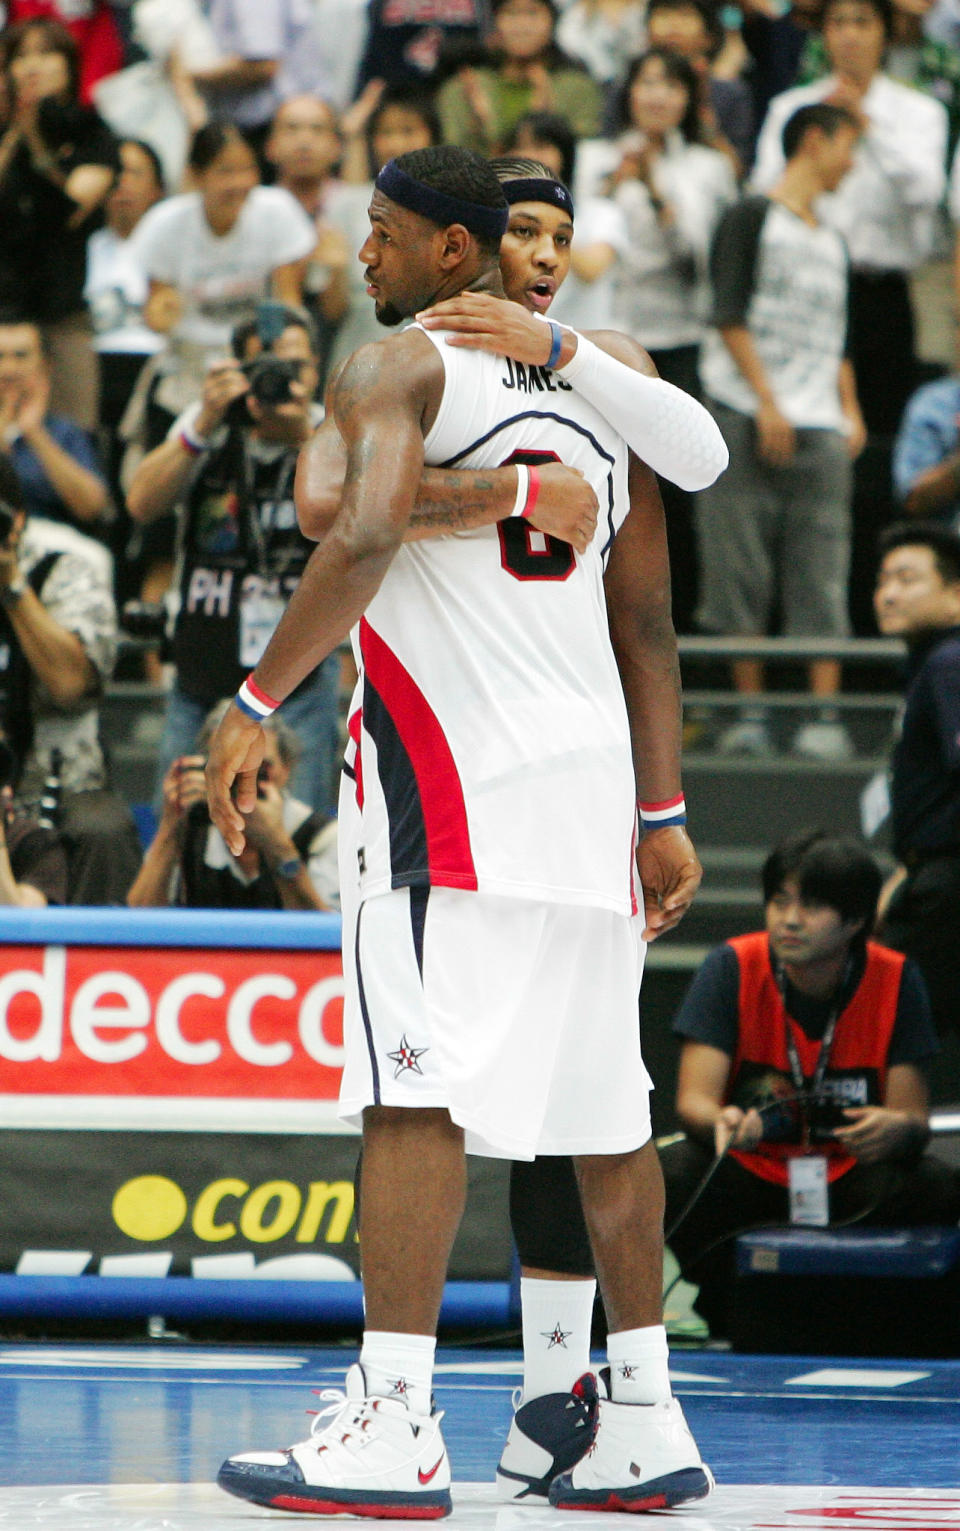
[521,1276,596,1400]
[607,1324,671,1405]
[359,1330,436,1416]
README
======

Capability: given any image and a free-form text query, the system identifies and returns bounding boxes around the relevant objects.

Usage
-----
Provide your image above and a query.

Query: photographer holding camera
[126,303,339,816]
[659,830,960,1338]
[0,454,141,904]
[127,704,337,911]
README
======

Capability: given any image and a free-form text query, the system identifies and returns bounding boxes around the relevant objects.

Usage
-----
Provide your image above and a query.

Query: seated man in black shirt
[663,830,960,1338]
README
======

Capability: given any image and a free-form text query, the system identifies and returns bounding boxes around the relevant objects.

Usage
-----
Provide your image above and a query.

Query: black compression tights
[509,1155,594,1275]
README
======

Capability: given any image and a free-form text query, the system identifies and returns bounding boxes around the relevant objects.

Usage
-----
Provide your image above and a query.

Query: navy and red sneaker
[495,1371,602,1502]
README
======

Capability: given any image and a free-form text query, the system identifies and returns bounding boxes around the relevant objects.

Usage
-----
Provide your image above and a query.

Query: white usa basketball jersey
[346,327,638,915]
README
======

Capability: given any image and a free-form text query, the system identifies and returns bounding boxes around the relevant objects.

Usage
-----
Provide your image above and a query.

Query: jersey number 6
[497,450,577,582]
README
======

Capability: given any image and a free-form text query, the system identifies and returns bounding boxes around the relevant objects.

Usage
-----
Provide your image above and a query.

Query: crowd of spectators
[0,0,959,906]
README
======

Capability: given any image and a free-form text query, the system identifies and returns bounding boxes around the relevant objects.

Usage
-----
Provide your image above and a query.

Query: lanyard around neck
[774,956,852,1101]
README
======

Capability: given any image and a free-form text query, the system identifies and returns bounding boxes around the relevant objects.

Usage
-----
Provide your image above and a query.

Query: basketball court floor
[0,1342,957,1527]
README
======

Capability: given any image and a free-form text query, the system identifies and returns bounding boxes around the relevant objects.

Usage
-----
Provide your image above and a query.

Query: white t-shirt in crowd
[700,199,850,432]
[131,185,316,353]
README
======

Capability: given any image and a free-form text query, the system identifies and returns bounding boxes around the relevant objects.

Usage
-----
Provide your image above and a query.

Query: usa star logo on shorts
[541,1323,572,1349]
[387,1034,428,1077]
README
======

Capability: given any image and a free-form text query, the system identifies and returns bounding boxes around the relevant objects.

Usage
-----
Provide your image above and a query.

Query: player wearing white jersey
[208,146,724,1519]
[303,161,706,1500]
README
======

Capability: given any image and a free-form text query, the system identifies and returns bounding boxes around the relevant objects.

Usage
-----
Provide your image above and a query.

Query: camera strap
[238,439,298,579]
[775,957,853,1145]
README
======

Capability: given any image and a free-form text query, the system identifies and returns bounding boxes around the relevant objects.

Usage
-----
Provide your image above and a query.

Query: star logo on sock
[388,1376,409,1397]
[618,1362,637,1380]
[541,1322,572,1349]
[387,1035,428,1077]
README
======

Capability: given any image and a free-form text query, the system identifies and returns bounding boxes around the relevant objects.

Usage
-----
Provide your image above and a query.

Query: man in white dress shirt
[752,0,947,439]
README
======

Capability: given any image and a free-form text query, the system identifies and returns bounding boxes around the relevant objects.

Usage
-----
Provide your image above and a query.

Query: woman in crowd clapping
[0,18,118,431]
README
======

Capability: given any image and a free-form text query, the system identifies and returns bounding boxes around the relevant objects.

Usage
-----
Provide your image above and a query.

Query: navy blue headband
[502,177,574,220]
[376,159,508,240]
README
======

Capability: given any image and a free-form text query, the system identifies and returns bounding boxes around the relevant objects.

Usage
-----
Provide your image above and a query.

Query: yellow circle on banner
[112,1176,188,1241]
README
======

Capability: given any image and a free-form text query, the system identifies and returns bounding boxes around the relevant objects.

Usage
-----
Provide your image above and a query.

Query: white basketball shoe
[548,1392,714,1512]
[217,1362,452,1518]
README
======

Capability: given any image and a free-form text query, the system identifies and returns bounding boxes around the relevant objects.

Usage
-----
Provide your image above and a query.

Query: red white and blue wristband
[639,794,687,829]
[236,674,280,721]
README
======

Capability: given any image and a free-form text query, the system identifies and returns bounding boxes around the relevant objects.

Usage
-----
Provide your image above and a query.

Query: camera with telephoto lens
[227,299,310,425]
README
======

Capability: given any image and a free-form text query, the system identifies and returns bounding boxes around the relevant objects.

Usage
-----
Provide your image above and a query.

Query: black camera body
[120,600,168,640]
[806,1090,853,1141]
[242,355,302,408]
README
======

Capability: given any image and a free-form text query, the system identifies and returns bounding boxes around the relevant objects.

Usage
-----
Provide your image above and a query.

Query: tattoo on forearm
[411,472,501,529]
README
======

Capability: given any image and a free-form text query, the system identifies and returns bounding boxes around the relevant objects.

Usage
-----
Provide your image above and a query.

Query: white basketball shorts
[337,881,653,1160]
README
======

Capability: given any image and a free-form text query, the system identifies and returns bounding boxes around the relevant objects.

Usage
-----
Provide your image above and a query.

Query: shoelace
[307,1386,366,1442]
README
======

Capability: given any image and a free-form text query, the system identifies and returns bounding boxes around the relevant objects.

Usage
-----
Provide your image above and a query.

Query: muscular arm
[604,454,702,941]
[297,417,519,541]
[207,333,439,853]
[296,414,598,550]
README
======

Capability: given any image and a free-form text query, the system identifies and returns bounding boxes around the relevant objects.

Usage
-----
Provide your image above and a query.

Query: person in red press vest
[660,829,960,1338]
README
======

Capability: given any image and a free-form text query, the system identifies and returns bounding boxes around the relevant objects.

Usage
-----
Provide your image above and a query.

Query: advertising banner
[0,942,346,1132]
[0,1129,511,1283]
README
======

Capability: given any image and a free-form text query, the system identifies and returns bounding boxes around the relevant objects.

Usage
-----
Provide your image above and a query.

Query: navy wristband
[546,321,563,370]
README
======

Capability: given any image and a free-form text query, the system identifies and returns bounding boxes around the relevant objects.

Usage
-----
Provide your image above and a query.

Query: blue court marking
[0,1346,957,1492]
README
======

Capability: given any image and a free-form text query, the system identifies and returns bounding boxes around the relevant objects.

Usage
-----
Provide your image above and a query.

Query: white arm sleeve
[558,334,729,491]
